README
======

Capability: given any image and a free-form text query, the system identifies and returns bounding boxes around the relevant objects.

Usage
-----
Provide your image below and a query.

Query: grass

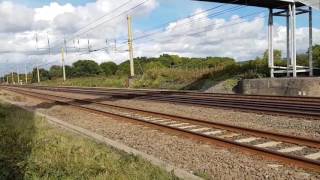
[0,102,178,180]
[38,66,242,92]
[40,76,128,88]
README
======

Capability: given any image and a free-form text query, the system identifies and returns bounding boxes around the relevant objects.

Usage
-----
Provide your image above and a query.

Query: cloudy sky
[0,0,319,75]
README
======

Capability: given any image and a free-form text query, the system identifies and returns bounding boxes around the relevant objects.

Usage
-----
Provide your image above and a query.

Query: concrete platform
[240,77,320,97]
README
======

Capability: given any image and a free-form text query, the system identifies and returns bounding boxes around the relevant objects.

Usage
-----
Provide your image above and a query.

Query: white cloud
[134,10,320,61]
[0,0,158,74]
[34,2,75,21]
[0,1,34,33]
[0,1,319,76]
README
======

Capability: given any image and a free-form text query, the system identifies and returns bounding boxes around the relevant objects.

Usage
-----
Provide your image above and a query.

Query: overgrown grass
[41,76,127,88]
[38,65,246,91]
[0,102,178,179]
[133,67,221,90]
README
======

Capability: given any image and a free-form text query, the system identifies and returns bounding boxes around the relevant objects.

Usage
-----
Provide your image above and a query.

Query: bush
[32,68,50,83]
[72,60,102,77]
[100,62,118,76]
[49,65,62,79]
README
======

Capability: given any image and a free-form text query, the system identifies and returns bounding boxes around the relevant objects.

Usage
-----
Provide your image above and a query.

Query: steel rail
[14,85,320,110]
[6,86,320,147]
[20,85,320,106]
[13,84,320,103]
[12,85,320,119]
[2,86,320,171]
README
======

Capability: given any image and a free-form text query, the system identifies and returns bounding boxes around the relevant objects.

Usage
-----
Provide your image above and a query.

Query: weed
[0,102,178,179]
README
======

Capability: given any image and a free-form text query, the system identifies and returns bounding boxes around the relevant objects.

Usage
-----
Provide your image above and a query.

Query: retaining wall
[240,77,320,97]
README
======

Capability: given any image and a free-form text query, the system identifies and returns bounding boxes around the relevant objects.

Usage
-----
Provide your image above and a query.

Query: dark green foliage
[313,44,320,67]
[31,68,50,83]
[4,44,318,87]
[72,60,102,77]
[49,65,62,79]
[100,62,118,76]
[115,54,236,76]
[0,104,35,179]
[297,53,309,66]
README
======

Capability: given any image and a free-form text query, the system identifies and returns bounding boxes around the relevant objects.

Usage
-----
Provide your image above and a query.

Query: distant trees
[15,45,319,84]
[32,68,50,82]
[313,45,320,67]
[262,49,285,66]
[100,62,118,76]
[72,60,101,77]
[49,65,63,78]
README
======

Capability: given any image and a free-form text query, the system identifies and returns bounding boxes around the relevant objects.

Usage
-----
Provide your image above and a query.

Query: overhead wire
[50,0,151,52]
[111,3,248,51]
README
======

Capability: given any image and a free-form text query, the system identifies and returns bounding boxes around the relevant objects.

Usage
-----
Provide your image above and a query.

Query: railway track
[10,85,320,119]
[2,86,320,171]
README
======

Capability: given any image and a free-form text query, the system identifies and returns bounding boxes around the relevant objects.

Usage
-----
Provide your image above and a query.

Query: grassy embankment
[40,65,243,92]
[40,76,128,88]
[0,102,178,179]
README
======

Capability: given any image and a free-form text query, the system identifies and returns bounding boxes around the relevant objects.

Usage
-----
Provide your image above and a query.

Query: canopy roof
[195,0,305,9]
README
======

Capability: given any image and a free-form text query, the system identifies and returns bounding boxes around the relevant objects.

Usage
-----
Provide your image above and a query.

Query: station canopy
[195,0,306,9]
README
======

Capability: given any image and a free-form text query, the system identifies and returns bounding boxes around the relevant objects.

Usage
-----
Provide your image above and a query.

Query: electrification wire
[114,0,242,45]
[132,5,245,43]
[50,0,151,51]
[131,10,267,50]
[131,2,316,52]
[115,0,298,50]
[111,5,247,51]
[114,2,232,41]
[75,0,133,36]
[50,0,143,51]
[92,2,246,53]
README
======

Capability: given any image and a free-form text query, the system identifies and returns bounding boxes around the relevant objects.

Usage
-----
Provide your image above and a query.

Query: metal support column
[127,15,135,77]
[37,65,40,83]
[309,7,313,76]
[17,67,20,84]
[61,48,66,81]
[25,64,28,84]
[291,3,297,77]
[268,8,274,78]
[286,9,290,77]
[11,72,14,84]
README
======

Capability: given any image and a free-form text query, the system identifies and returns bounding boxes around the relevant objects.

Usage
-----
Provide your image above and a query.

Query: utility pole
[11,72,14,84]
[61,48,66,81]
[17,66,20,85]
[309,7,313,76]
[37,65,40,83]
[47,33,51,55]
[127,15,135,77]
[25,64,28,84]
[6,76,9,84]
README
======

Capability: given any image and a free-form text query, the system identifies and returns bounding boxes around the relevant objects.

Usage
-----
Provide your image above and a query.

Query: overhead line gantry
[196,0,320,77]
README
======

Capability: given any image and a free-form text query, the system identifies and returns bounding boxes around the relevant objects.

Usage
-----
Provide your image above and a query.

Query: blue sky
[0,0,319,74]
[10,0,320,30]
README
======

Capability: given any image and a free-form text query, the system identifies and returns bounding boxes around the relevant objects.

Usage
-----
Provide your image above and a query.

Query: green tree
[72,60,101,77]
[297,53,308,66]
[100,62,118,76]
[312,44,320,67]
[49,65,62,79]
[65,65,74,78]
[32,68,50,83]
[263,49,282,61]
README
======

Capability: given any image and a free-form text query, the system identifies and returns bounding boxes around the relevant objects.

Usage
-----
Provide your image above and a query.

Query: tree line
[29,55,236,83]
[1,44,320,83]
